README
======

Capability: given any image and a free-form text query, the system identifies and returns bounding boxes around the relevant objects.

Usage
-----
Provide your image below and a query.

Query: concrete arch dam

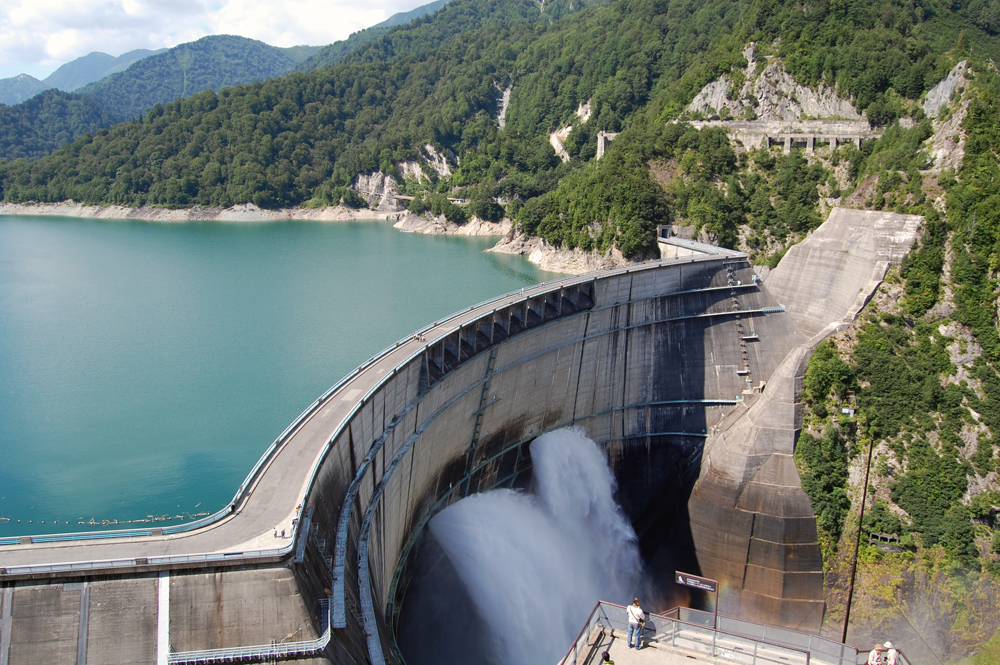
[0,208,920,665]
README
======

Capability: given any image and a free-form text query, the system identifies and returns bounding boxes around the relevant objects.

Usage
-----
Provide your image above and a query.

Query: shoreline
[0,201,407,223]
[0,201,631,275]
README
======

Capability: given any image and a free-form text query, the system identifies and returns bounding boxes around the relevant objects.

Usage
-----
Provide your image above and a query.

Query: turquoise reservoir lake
[0,216,554,536]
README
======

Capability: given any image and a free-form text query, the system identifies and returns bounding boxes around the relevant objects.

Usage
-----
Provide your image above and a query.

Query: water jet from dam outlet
[416,427,644,665]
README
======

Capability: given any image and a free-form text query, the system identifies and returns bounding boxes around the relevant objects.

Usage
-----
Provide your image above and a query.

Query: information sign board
[674,572,718,593]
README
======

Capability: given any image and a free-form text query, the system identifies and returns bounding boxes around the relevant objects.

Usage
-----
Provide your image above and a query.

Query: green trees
[804,341,852,416]
[0,90,114,161]
[0,36,309,162]
[796,427,851,540]
[81,36,300,123]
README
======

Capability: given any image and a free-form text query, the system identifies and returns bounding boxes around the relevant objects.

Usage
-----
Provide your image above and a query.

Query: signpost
[675,571,719,629]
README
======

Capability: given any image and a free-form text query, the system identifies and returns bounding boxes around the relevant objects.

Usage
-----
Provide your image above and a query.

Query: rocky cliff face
[686,45,862,122]
[350,143,460,210]
[393,213,511,236]
[924,60,968,118]
[487,230,627,274]
[352,171,404,211]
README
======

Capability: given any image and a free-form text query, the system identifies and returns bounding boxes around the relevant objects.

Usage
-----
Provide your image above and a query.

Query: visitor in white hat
[883,641,898,665]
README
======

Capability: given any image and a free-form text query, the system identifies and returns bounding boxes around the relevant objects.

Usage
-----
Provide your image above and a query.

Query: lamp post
[843,422,875,644]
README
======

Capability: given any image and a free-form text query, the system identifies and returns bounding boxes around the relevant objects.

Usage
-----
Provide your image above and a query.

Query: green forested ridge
[0,90,115,162]
[0,37,318,162]
[0,48,167,107]
[0,74,47,107]
[296,0,451,72]
[42,48,167,93]
[78,36,302,123]
[796,66,1000,584]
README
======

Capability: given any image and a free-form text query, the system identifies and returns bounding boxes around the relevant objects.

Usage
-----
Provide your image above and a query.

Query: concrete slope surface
[675,207,922,632]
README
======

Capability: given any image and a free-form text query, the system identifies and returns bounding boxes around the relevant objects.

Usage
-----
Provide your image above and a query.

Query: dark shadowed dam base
[0,208,921,665]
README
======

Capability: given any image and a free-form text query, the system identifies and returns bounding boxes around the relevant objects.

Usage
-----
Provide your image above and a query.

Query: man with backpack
[626,597,646,649]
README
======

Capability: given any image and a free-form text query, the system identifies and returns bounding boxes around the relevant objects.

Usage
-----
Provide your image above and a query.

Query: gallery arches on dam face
[294,256,802,664]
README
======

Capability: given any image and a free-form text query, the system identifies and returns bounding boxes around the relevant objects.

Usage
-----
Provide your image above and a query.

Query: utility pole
[842,422,875,644]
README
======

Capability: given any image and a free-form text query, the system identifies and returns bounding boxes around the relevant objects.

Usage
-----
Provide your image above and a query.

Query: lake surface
[0,216,555,536]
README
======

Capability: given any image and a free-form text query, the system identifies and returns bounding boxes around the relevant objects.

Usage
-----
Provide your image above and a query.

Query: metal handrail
[2,546,288,577]
[560,602,815,665]
[678,606,858,663]
[167,598,331,664]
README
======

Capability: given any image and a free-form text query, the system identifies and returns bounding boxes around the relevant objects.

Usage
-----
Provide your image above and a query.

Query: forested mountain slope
[0,75,48,108]
[76,35,303,122]
[0,90,115,162]
[0,0,991,235]
[0,49,166,106]
[0,37,321,161]
[42,49,167,92]
[297,0,451,72]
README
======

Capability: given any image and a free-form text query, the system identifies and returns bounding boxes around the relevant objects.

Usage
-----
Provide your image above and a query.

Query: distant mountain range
[0,36,324,161]
[0,0,449,162]
[76,36,321,123]
[0,49,166,105]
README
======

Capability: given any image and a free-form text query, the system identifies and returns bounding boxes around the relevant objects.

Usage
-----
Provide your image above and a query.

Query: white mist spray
[429,427,642,665]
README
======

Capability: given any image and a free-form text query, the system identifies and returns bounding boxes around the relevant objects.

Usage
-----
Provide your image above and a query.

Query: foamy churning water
[428,427,642,664]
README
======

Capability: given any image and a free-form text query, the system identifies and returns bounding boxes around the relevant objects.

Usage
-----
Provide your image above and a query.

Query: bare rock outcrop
[686,45,862,122]
[487,231,628,274]
[393,214,511,236]
[920,62,972,179]
[924,61,968,118]
[352,171,405,211]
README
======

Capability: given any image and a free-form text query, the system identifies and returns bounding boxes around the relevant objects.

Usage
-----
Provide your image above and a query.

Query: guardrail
[678,607,857,665]
[167,598,331,664]
[1,546,288,578]
[560,602,813,665]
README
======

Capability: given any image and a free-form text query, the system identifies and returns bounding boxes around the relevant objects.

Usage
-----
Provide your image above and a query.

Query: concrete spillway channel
[0,208,920,664]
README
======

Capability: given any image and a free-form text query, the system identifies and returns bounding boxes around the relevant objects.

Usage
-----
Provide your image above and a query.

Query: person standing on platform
[883,642,898,665]
[626,597,646,649]
[867,643,885,665]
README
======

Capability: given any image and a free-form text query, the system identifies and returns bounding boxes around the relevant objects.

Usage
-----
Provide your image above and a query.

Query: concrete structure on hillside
[688,120,880,153]
[0,209,919,664]
[596,131,619,160]
[671,209,921,626]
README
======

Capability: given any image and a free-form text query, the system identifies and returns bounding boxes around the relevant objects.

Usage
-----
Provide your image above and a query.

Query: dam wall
[296,246,812,664]
[0,209,920,665]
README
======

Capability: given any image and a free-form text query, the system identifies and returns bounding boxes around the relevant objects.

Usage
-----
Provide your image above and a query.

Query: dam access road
[0,208,921,665]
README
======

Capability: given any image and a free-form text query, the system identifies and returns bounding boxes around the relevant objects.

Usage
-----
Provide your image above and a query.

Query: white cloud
[0,0,421,80]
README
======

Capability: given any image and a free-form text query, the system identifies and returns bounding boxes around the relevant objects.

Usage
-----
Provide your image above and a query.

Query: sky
[0,0,426,80]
